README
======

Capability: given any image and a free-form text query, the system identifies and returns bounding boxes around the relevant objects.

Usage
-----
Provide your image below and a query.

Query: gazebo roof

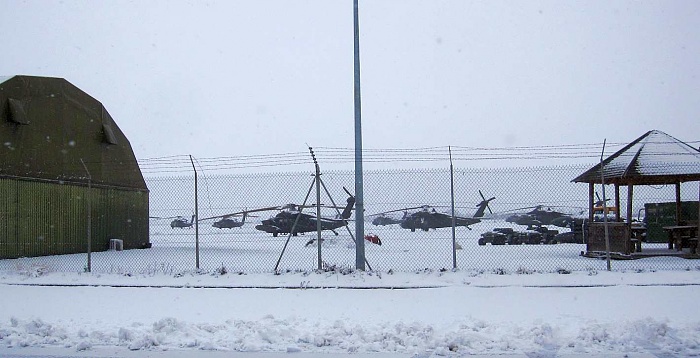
[572,130,700,185]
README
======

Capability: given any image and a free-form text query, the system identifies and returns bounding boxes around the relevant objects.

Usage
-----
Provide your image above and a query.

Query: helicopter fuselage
[255,211,348,237]
[371,216,403,226]
[400,210,481,231]
[397,195,494,232]
[171,215,195,229]
[255,195,355,237]
[212,218,244,229]
[212,212,246,229]
[506,207,573,227]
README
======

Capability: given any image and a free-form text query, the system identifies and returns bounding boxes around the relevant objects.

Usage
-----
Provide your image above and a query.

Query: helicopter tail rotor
[338,187,356,220]
[595,191,612,206]
[474,191,496,218]
[479,190,494,215]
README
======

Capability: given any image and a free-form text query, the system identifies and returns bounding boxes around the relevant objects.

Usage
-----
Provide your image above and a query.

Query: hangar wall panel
[0,177,149,259]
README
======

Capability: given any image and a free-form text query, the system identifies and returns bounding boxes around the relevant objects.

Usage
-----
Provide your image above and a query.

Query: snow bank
[1,269,700,356]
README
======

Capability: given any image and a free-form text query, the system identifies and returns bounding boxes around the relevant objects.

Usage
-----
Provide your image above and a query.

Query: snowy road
[0,347,664,357]
[2,269,700,356]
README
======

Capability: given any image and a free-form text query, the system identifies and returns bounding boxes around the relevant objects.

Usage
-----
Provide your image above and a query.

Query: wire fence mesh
[3,162,699,275]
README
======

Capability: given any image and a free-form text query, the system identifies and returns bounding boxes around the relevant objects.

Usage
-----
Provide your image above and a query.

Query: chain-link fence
[3,164,700,275]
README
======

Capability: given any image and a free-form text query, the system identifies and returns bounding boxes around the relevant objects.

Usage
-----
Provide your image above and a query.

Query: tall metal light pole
[353,0,366,270]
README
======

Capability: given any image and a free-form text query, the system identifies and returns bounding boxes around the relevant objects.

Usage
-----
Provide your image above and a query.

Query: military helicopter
[197,207,262,229]
[370,214,404,226]
[371,192,495,232]
[256,194,355,237]
[505,205,581,227]
[212,213,246,229]
[220,187,355,237]
[170,215,195,229]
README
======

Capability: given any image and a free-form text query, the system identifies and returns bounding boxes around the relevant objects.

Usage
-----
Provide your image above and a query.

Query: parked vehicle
[478,229,510,245]
[478,226,559,245]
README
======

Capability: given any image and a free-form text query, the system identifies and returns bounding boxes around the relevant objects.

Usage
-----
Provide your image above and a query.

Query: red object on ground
[364,234,382,245]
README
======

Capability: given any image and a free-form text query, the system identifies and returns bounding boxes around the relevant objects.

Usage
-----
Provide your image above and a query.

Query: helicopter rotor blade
[200,200,360,222]
[297,203,352,210]
[371,206,427,216]
[215,213,259,219]
[343,186,354,198]
[479,190,487,202]
[198,206,280,221]
[495,206,543,214]
[150,215,188,220]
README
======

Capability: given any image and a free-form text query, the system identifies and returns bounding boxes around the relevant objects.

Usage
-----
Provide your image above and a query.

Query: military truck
[478,226,559,245]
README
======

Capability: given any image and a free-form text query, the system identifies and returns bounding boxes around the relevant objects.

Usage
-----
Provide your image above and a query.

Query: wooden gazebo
[572,130,700,257]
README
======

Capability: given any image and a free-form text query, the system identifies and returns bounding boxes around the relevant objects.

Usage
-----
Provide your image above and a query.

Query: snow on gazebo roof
[572,130,700,185]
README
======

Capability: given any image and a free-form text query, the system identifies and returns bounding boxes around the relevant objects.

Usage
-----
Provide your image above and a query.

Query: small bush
[516,267,535,275]
[492,268,507,275]
[215,264,227,276]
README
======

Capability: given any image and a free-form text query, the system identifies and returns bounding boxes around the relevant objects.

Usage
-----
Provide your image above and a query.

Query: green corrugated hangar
[1,75,150,259]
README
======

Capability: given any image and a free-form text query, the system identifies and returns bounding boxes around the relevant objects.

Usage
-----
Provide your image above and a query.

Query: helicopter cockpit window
[7,98,29,124]
[102,123,118,145]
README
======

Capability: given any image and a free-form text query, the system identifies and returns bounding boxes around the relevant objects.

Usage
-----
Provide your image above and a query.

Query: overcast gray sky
[2,0,699,169]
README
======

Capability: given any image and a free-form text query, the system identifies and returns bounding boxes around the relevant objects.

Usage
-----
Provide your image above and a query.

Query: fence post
[80,159,92,272]
[599,140,611,271]
[310,148,323,270]
[449,147,457,269]
[190,155,199,270]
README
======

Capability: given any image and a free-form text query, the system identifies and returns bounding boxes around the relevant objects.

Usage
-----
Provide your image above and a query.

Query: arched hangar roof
[1,75,146,191]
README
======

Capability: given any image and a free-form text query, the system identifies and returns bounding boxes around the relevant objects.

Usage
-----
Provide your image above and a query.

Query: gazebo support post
[615,184,621,222]
[627,184,635,252]
[676,183,682,225]
[588,183,595,221]
[626,185,634,225]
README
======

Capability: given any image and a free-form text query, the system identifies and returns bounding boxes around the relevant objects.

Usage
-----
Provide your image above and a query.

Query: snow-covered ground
[2,267,700,357]
[4,218,697,276]
[3,216,700,357]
